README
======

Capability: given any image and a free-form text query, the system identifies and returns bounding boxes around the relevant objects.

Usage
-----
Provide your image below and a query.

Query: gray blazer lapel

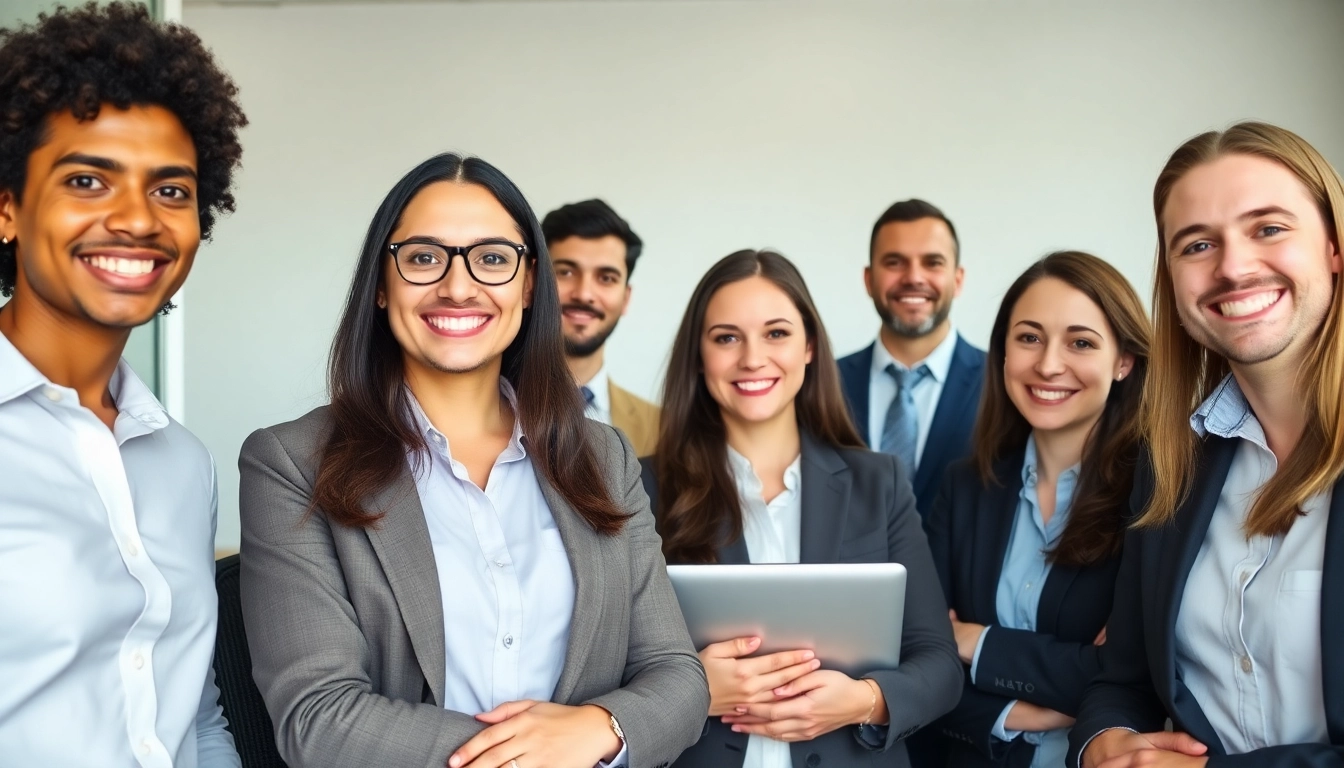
[364,466,447,706]
[541,475,606,703]
[799,433,852,564]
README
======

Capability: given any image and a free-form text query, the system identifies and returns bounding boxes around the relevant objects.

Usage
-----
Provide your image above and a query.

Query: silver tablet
[666,563,906,676]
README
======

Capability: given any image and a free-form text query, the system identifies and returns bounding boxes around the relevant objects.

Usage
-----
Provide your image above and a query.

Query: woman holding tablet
[925,251,1150,767]
[238,153,708,768]
[642,249,961,768]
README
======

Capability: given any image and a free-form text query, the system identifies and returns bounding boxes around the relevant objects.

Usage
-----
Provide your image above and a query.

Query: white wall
[182,0,1344,550]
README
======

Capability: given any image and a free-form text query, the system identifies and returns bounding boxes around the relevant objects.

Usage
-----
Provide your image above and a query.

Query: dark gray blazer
[238,407,709,768]
[640,433,963,768]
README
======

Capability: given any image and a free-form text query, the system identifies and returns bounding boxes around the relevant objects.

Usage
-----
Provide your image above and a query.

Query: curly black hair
[0,2,247,297]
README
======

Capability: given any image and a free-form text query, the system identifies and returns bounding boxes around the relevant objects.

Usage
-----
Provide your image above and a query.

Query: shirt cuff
[969,626,992,684]
[597,739,628,768]
[1075,727,1138,768]
[990,701,1023,742]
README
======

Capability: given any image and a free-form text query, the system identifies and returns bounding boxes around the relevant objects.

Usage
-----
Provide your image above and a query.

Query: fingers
[719,713,770,726]
[1145,731,1207,756]
[949,609,959,622]
[738,648,816,678]
[730,718,812,741]
[449,721,515,768]
[769,669,830,699]
[702,636,760,660]
[750,658,821,694]
[459,740,522,768]
[1094,626,1108,646]
[474,699,538,725]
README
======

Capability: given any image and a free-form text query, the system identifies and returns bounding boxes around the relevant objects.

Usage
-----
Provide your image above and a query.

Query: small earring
[1,237,9,245]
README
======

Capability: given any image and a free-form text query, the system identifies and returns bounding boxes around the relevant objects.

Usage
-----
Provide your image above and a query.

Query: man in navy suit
[838,199,986,521]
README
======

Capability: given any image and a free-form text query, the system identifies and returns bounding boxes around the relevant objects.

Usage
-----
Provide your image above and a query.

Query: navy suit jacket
[640,433,963,768]
[837,334,986,522]
[926,452,1121,767]
[1067,436,1344,767]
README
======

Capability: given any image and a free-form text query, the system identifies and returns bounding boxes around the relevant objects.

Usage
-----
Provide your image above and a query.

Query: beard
[875,295,952,338]
[564,322,619,358]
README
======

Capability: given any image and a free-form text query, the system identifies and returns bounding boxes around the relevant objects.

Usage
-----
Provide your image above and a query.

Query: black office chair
[214,554,287,768]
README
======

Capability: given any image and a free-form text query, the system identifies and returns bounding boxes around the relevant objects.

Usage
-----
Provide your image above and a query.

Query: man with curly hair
[0,4,246,766]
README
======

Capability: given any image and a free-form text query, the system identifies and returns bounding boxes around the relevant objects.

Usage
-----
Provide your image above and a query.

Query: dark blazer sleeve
[971,625,1101,715]
[1067,457,1170,767]
[862,451,963,750]
[584,432,710,768]
[239,427,485,768]
[925,464,1017,760]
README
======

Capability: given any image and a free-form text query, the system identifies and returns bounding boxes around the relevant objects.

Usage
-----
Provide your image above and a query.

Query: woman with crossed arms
[641,249,961,768]
[238,153,707,768]
[925,251,1150,767]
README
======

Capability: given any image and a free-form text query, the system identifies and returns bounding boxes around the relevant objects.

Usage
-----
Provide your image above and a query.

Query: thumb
[706,636,760,659]
[1146,731,1207,755]
[949,610,959,622]
[475,699,537,724]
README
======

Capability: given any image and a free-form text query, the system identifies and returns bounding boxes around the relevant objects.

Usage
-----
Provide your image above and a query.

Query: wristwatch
[609,713,625,741]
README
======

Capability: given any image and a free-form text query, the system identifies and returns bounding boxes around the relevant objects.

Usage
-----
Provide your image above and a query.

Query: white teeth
[898,296,929,304]
[736,380,775,392]
[1031,388,1072,401]
[427,315,487,331]
[86,255,156,276]
[1218,291,1279,318]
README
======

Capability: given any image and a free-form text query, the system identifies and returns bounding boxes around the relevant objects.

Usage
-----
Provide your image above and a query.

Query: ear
[952,264,965,299]
[863,265,875,300]
[620,283,632,317]
[0,187,18,244]
[1329,237,1341,275]
[805,337,814,365]
[523,259,536,309]
[1115,351,1135,381]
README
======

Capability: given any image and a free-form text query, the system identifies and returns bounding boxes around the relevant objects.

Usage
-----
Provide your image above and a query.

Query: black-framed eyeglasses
[387,238,528,286]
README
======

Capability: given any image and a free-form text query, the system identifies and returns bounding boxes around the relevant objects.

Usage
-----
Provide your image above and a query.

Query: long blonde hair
[1138,122,1344,536]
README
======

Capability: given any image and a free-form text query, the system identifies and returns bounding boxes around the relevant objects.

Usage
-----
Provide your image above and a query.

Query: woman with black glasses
[237,154,708,768]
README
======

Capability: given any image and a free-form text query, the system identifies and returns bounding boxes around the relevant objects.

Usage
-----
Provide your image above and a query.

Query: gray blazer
[238,406,709,768]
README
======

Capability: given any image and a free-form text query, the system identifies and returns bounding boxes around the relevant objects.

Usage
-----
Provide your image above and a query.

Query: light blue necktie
[580,386,596,409]
[879,363,930,476]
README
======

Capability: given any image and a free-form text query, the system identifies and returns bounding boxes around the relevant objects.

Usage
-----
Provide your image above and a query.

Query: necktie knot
[879,362,930,475]
[580,385,596,408]
[885,362,930,392]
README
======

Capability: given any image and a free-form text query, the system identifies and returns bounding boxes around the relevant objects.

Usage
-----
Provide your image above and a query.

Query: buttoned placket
[39,382,175,768]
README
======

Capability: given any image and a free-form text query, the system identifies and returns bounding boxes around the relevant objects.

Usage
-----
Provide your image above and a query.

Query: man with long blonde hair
[1070,122,1344,767]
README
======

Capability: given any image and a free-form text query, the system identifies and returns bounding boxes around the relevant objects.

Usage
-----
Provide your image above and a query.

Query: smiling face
[0,105,200,329]
[699,275,813,433]
[1003,277,1133,439]
[379,182,534,379]
[865,217,964,338]
[551,234,631,358]
[1162,153,1340,369]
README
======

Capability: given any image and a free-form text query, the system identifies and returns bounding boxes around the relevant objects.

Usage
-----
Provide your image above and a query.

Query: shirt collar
[1190,374,1269,450]
[1020,432,1081,493]
[0,331,169,433]
[726,445,802,497]
[1020,432,1080,540]
[583,364,611,415]
[869,326,960,383]
[405,378,528,463]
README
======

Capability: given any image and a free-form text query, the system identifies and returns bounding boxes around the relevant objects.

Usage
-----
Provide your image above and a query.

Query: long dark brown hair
[312,153,626,534]
[654,250,864,564]
[974,251,1151,567]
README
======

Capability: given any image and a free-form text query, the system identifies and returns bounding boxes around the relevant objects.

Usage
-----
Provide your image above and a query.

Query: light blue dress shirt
[865,328,960,463]
[0,333,239,768]
[405,386,627,767]
[1176,375,1329,752]
[970,434,1078,767]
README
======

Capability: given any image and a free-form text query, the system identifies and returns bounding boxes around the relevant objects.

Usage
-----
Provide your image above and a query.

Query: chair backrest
[214,554,287,768]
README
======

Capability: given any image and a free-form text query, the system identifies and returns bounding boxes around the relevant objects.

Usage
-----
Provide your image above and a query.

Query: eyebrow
[1013,320,1101,335]
[707,318,794,332]
[396,235,520,247]
[53,152,198,182]
[879,251,947,260]
[1167,206,1300,250]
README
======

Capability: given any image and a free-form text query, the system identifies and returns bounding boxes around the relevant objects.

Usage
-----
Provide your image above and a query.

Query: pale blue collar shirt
[1176,375,1329,752]
[866,327,959,464]
[0,333,239,767]
[405,384,627,766]
[971,434,1078,767]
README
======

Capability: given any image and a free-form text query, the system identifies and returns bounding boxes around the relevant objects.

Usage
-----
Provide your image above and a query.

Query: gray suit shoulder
[242,405,334,474]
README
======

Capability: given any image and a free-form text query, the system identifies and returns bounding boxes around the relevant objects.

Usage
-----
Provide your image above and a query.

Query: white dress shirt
[581,365,612,426]
[406,386,627,766]
[865,328,960,466]
[0,333,239,768]
[726,447,803,768]
[1175,375,1329,752]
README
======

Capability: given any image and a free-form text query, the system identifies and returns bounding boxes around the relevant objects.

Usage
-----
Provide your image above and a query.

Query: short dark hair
[869,198,960,265]
[0,2,248,297]
[541,199,643,279]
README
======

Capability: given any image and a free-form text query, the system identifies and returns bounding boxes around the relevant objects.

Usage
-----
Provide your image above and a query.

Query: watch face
[610,714,625,739]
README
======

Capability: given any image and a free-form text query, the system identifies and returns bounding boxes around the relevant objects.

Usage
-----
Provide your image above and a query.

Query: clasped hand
[448,700,621,768]
[1082,728,1209,768]
[702,636,883,743]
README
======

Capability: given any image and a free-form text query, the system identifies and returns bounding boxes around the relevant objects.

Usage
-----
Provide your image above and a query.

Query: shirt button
[43,387,62,402]
[126,541,140,557]
[1240,655,1253,673]
[139,741,152,756]
[494,559,506,568]
[503,635,514,649]
[133,652,145,670]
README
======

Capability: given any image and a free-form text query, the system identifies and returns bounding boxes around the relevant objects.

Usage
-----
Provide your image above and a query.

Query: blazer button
[806,753,821,768]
